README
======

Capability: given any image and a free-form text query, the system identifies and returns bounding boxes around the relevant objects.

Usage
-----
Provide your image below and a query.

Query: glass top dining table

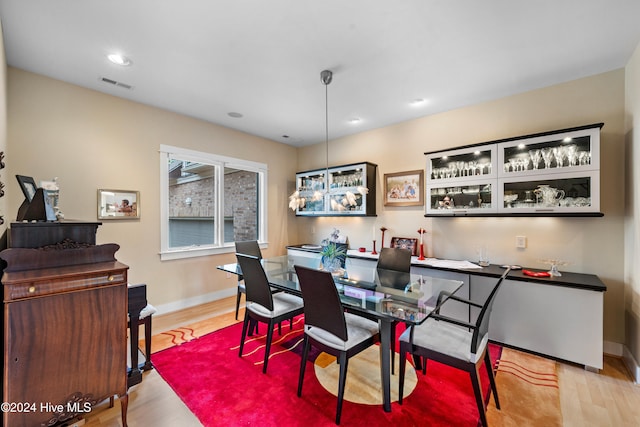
[217,254,463,412]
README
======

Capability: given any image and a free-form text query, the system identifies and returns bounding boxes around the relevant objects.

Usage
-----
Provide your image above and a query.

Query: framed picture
[16,175,38,202]
[98,189,140,219]
[389,237,419,256]
[383,170,424,206]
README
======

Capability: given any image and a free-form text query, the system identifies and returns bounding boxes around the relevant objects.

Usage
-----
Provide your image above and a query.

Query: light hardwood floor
[79,296,640,427]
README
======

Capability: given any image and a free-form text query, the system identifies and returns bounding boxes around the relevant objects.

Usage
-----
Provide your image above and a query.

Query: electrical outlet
[515,235,527,249]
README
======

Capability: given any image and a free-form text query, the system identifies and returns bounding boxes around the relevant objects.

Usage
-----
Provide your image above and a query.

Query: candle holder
[417,227,427,260]
[380,227,387,249]
[371,240,378,255]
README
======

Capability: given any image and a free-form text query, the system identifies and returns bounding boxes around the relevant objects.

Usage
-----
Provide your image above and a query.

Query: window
[159,145,268,260]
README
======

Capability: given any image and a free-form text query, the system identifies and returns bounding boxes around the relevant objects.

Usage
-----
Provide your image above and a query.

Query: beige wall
[298,70,627,347]
[625,41,640,371]
[6,68,299,311]
[0,23,7,243]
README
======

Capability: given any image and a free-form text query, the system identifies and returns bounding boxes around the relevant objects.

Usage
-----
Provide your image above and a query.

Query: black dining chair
[236,253,304,374]
[295,265,380,425]
[376,247,412,374]
[234,240,263,320]
[398,268,510,427]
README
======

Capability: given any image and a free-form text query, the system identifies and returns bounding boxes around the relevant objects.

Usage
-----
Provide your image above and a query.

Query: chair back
[236,253,273,311]
[294,265,348,342]
[376,247,412,272]
[470,268,510,354]
[376,268,411,290]
[235,240,262,259]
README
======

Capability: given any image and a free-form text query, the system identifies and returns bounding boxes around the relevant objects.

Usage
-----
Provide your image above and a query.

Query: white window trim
[159,144,268,261]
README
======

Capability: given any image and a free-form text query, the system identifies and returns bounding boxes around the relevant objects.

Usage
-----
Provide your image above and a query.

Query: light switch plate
[516,235,527,249]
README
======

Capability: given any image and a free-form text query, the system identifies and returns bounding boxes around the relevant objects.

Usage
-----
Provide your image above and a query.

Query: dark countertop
[286,244,606,292]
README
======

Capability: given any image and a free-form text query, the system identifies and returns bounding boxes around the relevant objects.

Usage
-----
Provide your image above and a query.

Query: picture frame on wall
[383,169,424,206]
[97,189,140,219]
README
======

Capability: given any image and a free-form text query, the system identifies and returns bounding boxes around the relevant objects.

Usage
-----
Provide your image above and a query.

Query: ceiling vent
[100,77,133,90]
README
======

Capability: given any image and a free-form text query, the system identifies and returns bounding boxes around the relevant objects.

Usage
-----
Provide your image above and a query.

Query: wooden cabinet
[294,162,377,216]
[1,226,129,427]
[425,123,603,216]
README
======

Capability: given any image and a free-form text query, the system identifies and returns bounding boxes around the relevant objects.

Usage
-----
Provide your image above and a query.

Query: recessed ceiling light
[409,98,427,107]
[228,112,243,118]
[107,53,131,66]
[348,117,361,124]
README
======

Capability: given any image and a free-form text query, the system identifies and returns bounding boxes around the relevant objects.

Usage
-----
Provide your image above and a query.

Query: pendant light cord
[321,69,332,189]
[325,81,329,181]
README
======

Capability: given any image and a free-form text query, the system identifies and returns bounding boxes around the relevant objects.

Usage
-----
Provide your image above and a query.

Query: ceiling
[2,1,640,147]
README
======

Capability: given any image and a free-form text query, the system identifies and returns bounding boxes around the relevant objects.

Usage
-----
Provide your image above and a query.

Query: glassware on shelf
[534,185,565,207]
[565,144,578,166]
[540,147,554,169]
[529,149,542,170]
[503,194,518,208]
[553,146,565,168]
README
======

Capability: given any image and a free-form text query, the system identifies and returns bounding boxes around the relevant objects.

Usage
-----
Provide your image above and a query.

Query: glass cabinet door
[498,171,599,213]
[498,126,599,178]
[328,164,369,215]
[426,179,496,215]
[427,145,497,184]
[295,171,326,215]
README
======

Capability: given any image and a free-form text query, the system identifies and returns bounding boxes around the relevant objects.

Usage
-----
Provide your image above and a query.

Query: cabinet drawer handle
[28,286,36,293]
[108,275,115,282]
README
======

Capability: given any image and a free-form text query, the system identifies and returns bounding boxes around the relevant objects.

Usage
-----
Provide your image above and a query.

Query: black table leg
[378,319,391,412]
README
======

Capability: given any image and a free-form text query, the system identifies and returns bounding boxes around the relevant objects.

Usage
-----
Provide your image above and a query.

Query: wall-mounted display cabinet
[294,162,377,216]
[425,123,603,217]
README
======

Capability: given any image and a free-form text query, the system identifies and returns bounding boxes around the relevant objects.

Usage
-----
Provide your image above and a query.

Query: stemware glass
[468,160,477,176]
[529,149,541,170]
[565,144,578,166]
[553,146,565,168]
[540,147,554,169]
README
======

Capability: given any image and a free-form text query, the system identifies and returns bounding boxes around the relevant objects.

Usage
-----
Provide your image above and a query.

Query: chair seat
[305,312,379,352]
[399,318,488,363]
[247,292,303,318]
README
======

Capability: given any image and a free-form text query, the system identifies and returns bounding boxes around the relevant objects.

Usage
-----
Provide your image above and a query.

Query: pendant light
[288,69,368,212]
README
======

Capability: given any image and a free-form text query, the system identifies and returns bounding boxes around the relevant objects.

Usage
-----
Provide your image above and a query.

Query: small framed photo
[16,175,38,202]
[389,237,419,256]
[383,170,424,206]
[98,189,140,219]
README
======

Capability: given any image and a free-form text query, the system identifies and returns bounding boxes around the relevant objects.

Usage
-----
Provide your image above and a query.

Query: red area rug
[152,318,500,426]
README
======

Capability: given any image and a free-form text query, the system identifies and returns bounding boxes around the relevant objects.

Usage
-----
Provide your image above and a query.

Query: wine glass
[529,149,541,170]
[553,146,565,168]
[565,144,578,166]
[540,147,554,169]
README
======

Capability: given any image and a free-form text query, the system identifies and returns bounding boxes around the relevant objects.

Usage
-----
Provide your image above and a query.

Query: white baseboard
[603,340,624,357]
[152,288,237,317]
[622,345,640,384]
